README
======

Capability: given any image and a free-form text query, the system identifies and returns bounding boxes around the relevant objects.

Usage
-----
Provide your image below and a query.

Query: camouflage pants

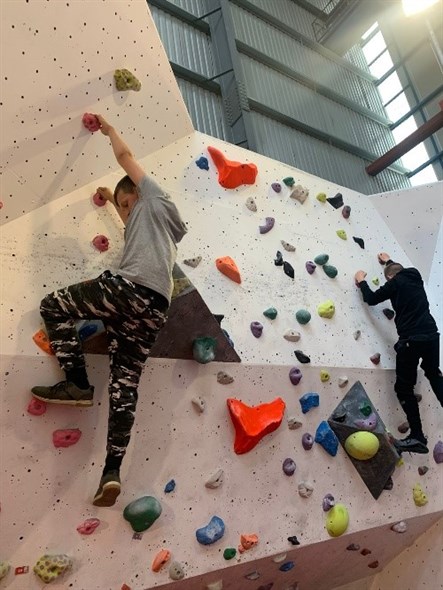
[40,270,168,458]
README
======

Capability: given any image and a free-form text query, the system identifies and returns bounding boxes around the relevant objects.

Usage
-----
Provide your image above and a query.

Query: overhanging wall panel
[241,0,318,40]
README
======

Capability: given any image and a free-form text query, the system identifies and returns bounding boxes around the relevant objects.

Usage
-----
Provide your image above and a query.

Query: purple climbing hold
[418,466,429,476]
[250,321,264,338]
[294,350,310,364]
[283,261,295,278]
[289,367,302,385]
[259,217,275,234]
[347,543,360,551]
[370,353,381,365]
[354,412,378,431]
[299,392,319,414]
[342,205,351,219]
[302,432,314,450]
[433,441,443,464]
[322,493,335,512]
[274,250,284,266]
[383,308,395,320]
[353,236,365,249]
[282,458,296,476]
[196,156,209,171]
[271,182,282,193]
[327,193,344,209]
[305,261,316,274]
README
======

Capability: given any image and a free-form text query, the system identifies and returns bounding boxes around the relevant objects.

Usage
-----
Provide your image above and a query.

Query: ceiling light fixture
[402,0,439,17]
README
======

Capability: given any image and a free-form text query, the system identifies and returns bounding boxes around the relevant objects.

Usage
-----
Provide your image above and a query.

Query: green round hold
[359,402,372,417]
[263,307,278,320]
[314,254,329,266]
[316,192,327,203]
[283,176,295,187]
[318,300,335,319]
[193,337,217,364]
[223,547,237,560]
[123,496,162,532]
[296,309,311,325]
[323,264,338,278]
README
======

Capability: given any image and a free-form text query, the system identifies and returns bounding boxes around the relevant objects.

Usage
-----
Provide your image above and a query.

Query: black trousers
[394,335,443,438]
[40,270,168,460]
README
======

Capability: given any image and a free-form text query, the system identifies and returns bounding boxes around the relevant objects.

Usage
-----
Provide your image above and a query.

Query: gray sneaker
[93,471,121,507]
[31,380,94,407]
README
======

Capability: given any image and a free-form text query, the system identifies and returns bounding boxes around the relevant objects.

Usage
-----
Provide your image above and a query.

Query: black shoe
[31,380,94,407]
[92,470,121,507]
[394,436,429,455]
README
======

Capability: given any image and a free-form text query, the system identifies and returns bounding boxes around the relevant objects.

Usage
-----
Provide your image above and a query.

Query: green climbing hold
[359,402,372,417]
[323,264,338,279]
[123,496,162,532]
[193,337,217,364]
[318,300,335,319]
[114,68,141,92]
[314,254,329,266]
[223,548,237,560]
[283,176,295,187]
[316,192,327,203]
[336,230,347,240]
[372,277,380,286]
[263,307,278,320]
[296,309,311,325]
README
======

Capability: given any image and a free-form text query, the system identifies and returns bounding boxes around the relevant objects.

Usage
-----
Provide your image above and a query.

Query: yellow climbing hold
[336,230,347,240]
[325,503,349,537]
[345,431,380,460]
[33,554,72,584]
[320,369,330,382]
[172,277,192,299]
[413,483,428,507]
[317,300,335,319]
[372,277,380,286]
[397,456,404,467]
[316,192,327,203]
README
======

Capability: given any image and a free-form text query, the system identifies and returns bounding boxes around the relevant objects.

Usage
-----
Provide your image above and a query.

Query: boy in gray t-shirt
[32,115,187,506]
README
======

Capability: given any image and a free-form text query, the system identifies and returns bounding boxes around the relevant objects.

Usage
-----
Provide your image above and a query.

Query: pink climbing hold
[0,201,3,209]
[27,398,47,416]
[82,113,100,133]
[53,428,82,448]
[92,235,109,252]
[77,518,101,535]
[92,191,107,207]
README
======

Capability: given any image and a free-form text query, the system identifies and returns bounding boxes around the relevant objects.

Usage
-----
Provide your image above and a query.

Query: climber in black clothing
[355,252,443,454]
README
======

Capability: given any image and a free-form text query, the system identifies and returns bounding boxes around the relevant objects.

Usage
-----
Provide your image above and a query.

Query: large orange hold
[227,397,286,454]
[208,146,258,189]
[216,256,241,284]
[32,329,54,355]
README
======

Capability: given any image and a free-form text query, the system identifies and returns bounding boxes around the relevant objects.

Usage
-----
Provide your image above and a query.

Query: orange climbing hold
[216,256,241,284]
[151,549,171,572]
[32,329,54,355]
[227,397,286,454]
[207,146,258,189]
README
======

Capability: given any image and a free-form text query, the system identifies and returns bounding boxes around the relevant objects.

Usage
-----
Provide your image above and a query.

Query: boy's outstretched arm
[354,267,395,306]
[95,114,145,186]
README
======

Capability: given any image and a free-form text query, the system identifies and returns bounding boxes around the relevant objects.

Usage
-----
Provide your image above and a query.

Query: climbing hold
[282,177,295,187]
[77,518,100,535]
[282,458,296,476]
[205,469,224,489]
[32,329,54,355]
[415,393,423,402]
[123,496,162,532]
[305,261,316,274]
[92,234,109,252]
[227,397,286,454]
[383,308,395,320]
[370,352,381,365]
[258,583,274,590]
[323,264,338,278]
[27,398,47,416]
[368,561,379,569]
[245,196,257,212]
[290,184,309,204]
[332,409,347,423]
[384,476,394,490]
[418,466,429,476]
[302,432,314,450]
[238,533,258,552]
[183,256,202,268]
[322,494,335,512]
[342,205,351,219]
[207,146,258,189]
[263,307,278,319]
[320,369,330,382]
[164,479,176,493]
[279,561,295,572]
[245,571,260,581]
[168,562,185,581]
[372,277,380,286]
[299,392,319,414]
[52,429,82,448]
[345,432,379,460]
[295,310,311,325]
[193,337,217,364]
[347,543,360,551]
[433,441,443,463]
[114,68,141,91]
[354,413,378,432]
[92,191,107,207]
[326,193,344,209]
[216,256,241,283]
[360,548,372,556]
[250,321,264,338]
[196,515,225,545]
[172,277,191,298]
[353,236,365,249]
[353,330,361,340]
[317,300,335,319]
[33,555,72,583]
[360,403,373,417]
[314,253,329,266]
[283,329,301,342]
[223,548,236,560]
[0,562,10,581]
[283,261,295,278]
[413,483,428,507]
[222,328,235,348]
[287,536,300,545]
[294,350,310,363]
[336,229,347,240]
[315,421,339,456]
[391,521,407,533]
[271,182,282,193]
[82,113,100,133]
[287,417,303,430]
[207,582,223,590]
[325,504,349,537]
[316,192,327,203]
[78,323,98,341]
[289,367,302,385]
[274,251,284,266]
[217,371,234,385]
[272,554,287,563]
[196,156,209,171]
[281,240,296,252]
[298,481,313,498]
[192,396,205,413]
[338,377,348,388]
[152,549,171,572]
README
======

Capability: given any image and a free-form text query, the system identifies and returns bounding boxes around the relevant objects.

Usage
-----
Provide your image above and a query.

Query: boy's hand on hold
[95,114,113,136]
[378,252,391,265]
[96,187,114,202]
[354,270,367,287]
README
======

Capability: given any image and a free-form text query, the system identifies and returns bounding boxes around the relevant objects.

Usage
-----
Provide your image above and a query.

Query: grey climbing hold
[205,469,224,489]
[246,196,257,212]
[295,310,311,325]
[342,205,351,219]
[391,521,407,533]
[347,543,360,551]
[274,251,284,266]
[183,256,202,268]
[217,371,234,385]
[315,421,339,456]
[289,367,302,385]
[192,396,205,413]
[397,421,409,434]
[290,184,309,204]
[314,253,329,266]
[287,417,303,430]
[331,409,347,422]
[196,516,225,545]
[283,261,295,278]
[353,236,365,249]
[370,352,381,365]
[294,350,310,364]
[299,392,319,414]
[383,308,395,320]
[418,466,429,476]
[305,261,316,274]
[271,182,282,193]
[259,217,275,234]
[281,240,296,252]
[433,441,443,464]
[169,561,185,581]
[322,493,335,511]
[263,307,278,320]
[302,432,314,450]
[283,329,301,342]
[323,264,338,278]
[338,377,348,388]
[298,481,313,498]
[327,193,344,209]
[245,571,260,581]
[353,330,361,340]
[250,321,264,338]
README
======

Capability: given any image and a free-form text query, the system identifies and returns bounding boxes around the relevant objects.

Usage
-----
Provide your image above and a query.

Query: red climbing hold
[32,329,54,355]
[27,398,47,416]
[52,428,82,448]
[216,256,241,284]
[227,397,286,454]
[92,235,109,252]
[207,146,258,189]
[82,113,100,133]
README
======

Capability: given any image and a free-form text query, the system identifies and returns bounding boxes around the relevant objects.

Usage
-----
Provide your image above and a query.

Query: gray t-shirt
[117,175,187,303]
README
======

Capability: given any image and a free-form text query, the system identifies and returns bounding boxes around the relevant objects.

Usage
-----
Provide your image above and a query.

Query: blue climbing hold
[279,561,295,572]
[78,323,98,341]
[164,479,176,494]
[315,421,339,456]
[299,392,319,414]
[196,156,209,171]
[196,516,225,545]
[222,329,235,348]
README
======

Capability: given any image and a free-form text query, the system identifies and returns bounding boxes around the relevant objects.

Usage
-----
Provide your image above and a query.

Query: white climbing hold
[169,561,185,581]
[246,196,257,212]
[217,371,234,385]
[290,184,309,204]
[353,330,361,340]
[205,469,224,489]
[191,396,205,413]
[298,481,314,498]
[287,416,303,430]
[0,562,10,581]
[338,377,348,388]
[183,256,202,268]
[281,240,296,252]
[272,553,287,563]
[206,581,223,590]
[245,571,260,581]
[391,521,407,533]
[283,329,301,342]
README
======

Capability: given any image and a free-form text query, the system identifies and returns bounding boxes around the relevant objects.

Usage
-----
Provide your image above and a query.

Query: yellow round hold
[325,503,349,537]
[345,431,380,460]
[320,369,330,382]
